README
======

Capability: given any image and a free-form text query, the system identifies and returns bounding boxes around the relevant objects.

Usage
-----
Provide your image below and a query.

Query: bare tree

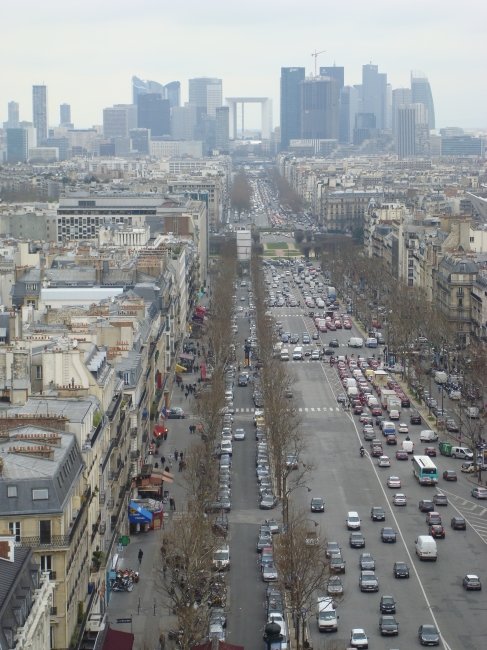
[230,171,252,219]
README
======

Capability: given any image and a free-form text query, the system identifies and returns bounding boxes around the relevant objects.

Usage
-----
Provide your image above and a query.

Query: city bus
[412,455,438,485]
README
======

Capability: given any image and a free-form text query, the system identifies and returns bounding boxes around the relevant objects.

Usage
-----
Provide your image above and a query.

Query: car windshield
[214,551,228,560]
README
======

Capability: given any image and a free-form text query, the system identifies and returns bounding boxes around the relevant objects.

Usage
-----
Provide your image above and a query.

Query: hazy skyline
[2,0,486,131]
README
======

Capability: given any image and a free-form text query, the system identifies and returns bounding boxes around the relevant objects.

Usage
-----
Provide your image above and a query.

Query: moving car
[350,628,368,648]
[463,574,482,591]
[433,493,448,506]
[418,624,440,646]
[325,541,341,558]
[381,527,397,543]
[472,486,487,499]
[393,493,407,506]
[393,561,410,578]
[359,571,379,592]
[327,575,344,595]
[370,506,386,521]
[379,615,399,636]
[419,499,435,513]
[378,455,391,467]
[346,511,361,529]
[443,469,457,481]
[396,449,408,460]
[380,595,396,614]
[387,476,401,488]
[451,516,466,530]
[359,552,375,570]
[233,428,246,441]
[429,524,446,539]
[329,554,346,573]
[310,497,325,512]
[167,407,185,419]
[349,532,366,548]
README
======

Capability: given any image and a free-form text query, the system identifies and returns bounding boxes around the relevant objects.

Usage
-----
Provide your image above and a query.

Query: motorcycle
[112,576,134,592]
[360,448,365,457]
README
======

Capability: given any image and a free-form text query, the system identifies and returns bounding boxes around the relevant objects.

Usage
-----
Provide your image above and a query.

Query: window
[7,485,18,498]
[32,488,49,500]
[9,521,21,542]
[35,366,43,380]
[39,520,52,545]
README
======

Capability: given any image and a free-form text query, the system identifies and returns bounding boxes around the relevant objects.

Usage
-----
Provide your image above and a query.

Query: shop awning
[179,353,195,361]
[152,468,174,481]
[175,364,187,373]
[103,626,134,650]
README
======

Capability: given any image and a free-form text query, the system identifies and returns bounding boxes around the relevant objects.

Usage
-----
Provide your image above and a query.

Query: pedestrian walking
[161,456,166,467]
[178,460,183,472]
[179,451,184,461]
[159,632,166,649]
[138,549,143,566]
[163,431,168,441]
[174,449,178,461]
[169,497,176,511]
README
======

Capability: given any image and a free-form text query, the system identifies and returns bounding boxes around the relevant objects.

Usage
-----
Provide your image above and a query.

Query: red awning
[103,626,134,650]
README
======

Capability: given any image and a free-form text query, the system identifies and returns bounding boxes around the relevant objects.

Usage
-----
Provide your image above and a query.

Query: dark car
[419,499,435,513]
[329,339,339,348]
[418,623,440,646]
[446,418,459,433]
[370,506,386,521]
[329,554,346,573]
[167,407,185,419]
[443,469,457,481]
[381,527,397,543]
[325,541,341,558]
[429,524,446,539]
[237,373,249,386]
[359,570,379,592]
[396,449,408,460]
[393,561,410,578]
[433,493,448,506]
[350,532,366,548]
[379,615,399,636]
[463,574,482,591]
[310,497,325,512]
[380,595,396,614]
[410,411,422,425]
[451,516,466,530]
[359,552,375,570]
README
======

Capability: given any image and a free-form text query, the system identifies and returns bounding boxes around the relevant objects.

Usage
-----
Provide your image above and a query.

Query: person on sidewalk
[169,497,176,511]
[138,549,143,566]
[174,449,178,461]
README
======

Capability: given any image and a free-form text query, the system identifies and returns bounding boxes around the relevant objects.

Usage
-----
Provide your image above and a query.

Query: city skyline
[1,0,486,131]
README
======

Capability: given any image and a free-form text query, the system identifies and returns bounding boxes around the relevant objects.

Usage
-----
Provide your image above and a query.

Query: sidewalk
[105,364,205,649]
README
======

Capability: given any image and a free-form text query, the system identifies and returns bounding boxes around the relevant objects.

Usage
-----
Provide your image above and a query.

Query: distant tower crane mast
[311,49,326,76]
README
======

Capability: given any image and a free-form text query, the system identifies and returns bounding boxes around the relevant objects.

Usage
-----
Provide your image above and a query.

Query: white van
[419,429,438,442]
[434,371,448,384]
[415,535,438,561]
[347,386,359,398]
[402,439,414,454]
[450,446,473,460]
[317,596,338,632]
[348,337,364,348]
[280,348,290,361]
[292,346,303,360]
[344,378,357,389]
[346,511,361,530]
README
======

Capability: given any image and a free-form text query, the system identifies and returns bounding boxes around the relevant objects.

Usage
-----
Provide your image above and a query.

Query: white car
[378,455,391,467]
[233,428,246,441]
[449,390,461,400]
[350,628,369,648]
[220,440,233,456]
[387,476,401,488]
[398,422,409,434]
[393,493,407,506]
[389,409,400,420]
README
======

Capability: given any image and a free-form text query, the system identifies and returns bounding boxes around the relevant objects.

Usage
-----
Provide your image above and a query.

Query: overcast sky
[2,0,486,131]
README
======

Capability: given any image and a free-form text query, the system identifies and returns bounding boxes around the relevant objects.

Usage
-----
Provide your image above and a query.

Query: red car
[424,447,437,457]
[429,524,446,539]
[353,405,363,415]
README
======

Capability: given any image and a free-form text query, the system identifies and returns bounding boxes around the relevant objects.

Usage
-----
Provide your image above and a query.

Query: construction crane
[311,49,326,77]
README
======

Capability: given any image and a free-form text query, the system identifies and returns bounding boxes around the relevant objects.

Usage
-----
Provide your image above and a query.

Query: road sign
[116,617,132,624]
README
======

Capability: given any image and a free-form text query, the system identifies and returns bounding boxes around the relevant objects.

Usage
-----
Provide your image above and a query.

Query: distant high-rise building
[165,81,181,109]
[280,67,305,150]
[7,101,19,128]
[188,78,222,117]
[319,66,344,90]
[32,85,48,143]
[353,112,376,145]
[60,103,72,127]
[392,88,412,135]
[6,128,29,162]
[130,128,150,154]
[215,106,230,153]
[300,76,340,140]
[396,106,416,158]
[411,71,435,130]
[171,104,200,140]
[132,76,165,103]
[441,135,483,156]
[137,94,170,136]
[361,64,387,130]
[103,106,132,138]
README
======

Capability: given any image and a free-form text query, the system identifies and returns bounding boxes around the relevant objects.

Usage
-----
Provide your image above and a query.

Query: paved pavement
[105,330,209,648]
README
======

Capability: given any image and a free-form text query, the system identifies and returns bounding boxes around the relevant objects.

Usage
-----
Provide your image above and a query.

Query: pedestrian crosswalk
[232,406,341,414]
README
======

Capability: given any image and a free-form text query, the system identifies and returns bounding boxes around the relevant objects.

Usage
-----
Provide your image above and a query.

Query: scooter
[360,448,365,457]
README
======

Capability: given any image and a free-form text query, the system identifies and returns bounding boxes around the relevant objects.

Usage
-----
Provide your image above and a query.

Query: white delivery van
[280,348,290,361]
[419,429,438,442]
[450,446,474,460]
[347,386,359,398]
[348,337,364,348]
[344,378,357,389]
[434,371,448,384]
[292,346,303,360]
[415,535,438,561]
[402,439,414,454]
[317,596,338,632]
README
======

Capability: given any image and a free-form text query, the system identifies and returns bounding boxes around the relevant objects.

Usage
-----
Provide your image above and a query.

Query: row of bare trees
[323,240,487,469]
[155,243,238,649]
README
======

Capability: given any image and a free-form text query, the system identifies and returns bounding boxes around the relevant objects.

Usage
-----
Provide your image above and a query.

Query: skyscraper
[280,67,305,150]
[137,93,170,136]
[6,128,29,163]
[103,106,132,138]
[7,101,19,128]
[392,88,412,135]
[300,76,340,140]
[319,66,344,90]
[33,85,48,144]
[60,103,72,127]
[215,106,230,153]
[132,76,165,104]
[361,64,387,130]
[411,71,435,130]
[165,81,181,109]
[396,106,416,158]
[188,78,222,117]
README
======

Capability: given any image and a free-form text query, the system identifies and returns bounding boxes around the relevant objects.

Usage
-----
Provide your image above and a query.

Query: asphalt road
[268,265,487,650]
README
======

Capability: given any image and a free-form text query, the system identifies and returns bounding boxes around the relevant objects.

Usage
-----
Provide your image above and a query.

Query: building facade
[32,86,48,144]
